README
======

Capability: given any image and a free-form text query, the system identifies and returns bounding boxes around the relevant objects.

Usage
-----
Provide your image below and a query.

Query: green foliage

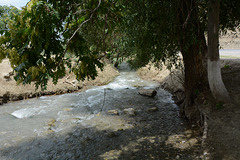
[115,0,240,69]
[115,0,205,69]
[220,0,240,31]
[0,5,20,35]
[224,64,230,69]
[216,102,224,110]
[0,5,21,63]
[1,0,240,91]
[0,0,122,90]
[194,89,200,96]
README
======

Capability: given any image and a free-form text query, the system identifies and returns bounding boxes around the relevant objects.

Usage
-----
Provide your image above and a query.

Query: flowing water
[0,63,202,159]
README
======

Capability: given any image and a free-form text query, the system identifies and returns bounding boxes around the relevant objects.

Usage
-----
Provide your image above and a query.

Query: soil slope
[0,59,119,104]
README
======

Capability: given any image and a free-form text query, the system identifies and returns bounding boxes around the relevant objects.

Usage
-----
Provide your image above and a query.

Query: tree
[207,0,231,103]
[0,5,20,60]
[118,0,208,118]
[0,5,20,34]
[118,0,240,116]
[1,0,240,118]
[114,0,240,117]
[0,0,122,90]
[176,0,208,116]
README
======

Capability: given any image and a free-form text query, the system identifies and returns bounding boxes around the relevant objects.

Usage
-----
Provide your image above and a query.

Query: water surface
[0,63,202,159]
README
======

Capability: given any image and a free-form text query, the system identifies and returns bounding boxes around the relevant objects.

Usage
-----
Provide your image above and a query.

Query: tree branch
[64,0,102,55]
[183,0,193,28]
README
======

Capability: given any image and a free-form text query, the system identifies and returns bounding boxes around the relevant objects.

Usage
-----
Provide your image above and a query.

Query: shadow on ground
[0,93,203,160]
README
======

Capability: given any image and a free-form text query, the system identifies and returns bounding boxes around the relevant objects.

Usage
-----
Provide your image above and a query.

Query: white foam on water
[87,92,103,107]
[106,82,134,90]
[11,106,48,118]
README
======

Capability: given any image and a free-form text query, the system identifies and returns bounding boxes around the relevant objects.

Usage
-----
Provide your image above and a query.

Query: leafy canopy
[0,0,122,90]
[1,0,240,90]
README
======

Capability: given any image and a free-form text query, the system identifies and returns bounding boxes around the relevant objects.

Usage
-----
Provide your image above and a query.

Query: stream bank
[0,59,119,105]
[137,59,240,159]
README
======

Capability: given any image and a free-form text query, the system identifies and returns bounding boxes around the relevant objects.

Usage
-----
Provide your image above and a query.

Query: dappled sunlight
[100,132,201,160]
[34,110,135,137]
[0,62,203,159]
[100,135,165,159]
[79,113,134,131]
[165,130,199,150]
[100,150,123,160]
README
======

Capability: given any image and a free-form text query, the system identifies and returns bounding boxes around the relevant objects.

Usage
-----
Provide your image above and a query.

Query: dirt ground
[137,59,240,159]
[137,31,240,159]
[220,30,240,49]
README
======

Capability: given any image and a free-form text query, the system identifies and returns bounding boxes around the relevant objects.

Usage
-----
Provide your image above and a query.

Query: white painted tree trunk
[208,59,231,102]
[208,0,231,103]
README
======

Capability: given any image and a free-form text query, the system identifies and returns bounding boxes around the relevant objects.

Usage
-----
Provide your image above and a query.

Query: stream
[0,63,202,160]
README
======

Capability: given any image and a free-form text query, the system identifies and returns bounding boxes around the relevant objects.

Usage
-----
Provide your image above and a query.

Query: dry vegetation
[0,59,119,101]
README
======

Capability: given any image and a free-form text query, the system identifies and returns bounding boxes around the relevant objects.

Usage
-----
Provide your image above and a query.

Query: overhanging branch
[64,0,102,55]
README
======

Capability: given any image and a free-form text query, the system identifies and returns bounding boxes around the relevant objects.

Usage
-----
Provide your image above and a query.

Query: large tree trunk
[208,0,231,103]
[180,35,208,119]
[177,0,208,119]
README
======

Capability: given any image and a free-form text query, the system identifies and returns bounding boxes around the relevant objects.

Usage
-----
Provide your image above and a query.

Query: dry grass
[0,59,119,96]
[137,63,184,92]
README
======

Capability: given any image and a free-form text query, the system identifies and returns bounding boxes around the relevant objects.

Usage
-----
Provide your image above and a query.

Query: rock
[107,109,119,115]
[203,100,208,105]
[188,138,198,146]
[146,107,158,112]
[45,129,54,134]
[3,72,14,81]
[223,103,236,108]
[123,108,136,116]
[2,91,10,103]
[8,71,14,76]
[138,89,157,97]
[3,73,12,81]
[117,128,124,131]
[107,131,117,138]
[71,80,78,84]
[174,90,184,105]
[47,119,56,127]
[17,94,24,100]
[10,95,19,101]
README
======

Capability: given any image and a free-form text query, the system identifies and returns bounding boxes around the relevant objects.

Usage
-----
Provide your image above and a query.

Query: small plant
[194,89,200,95]
[216,102,224,110]
[203,100,208,105]
[224,64,230,69]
